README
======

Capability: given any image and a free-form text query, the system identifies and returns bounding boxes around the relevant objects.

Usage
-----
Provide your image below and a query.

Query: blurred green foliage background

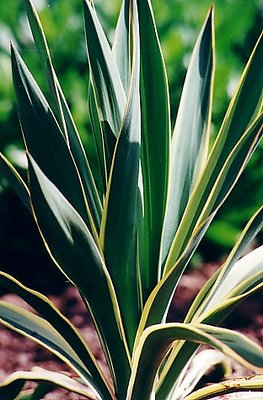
[0,0,262,288]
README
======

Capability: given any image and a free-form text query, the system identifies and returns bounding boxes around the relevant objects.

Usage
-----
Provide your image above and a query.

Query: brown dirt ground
[0,263,262,399]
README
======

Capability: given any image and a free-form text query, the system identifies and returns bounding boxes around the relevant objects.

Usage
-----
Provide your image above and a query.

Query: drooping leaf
[0,272,113,400]
[0,367,97,400]
[185,375,263,400]
[0,301,99,393]
[128,323,263,400]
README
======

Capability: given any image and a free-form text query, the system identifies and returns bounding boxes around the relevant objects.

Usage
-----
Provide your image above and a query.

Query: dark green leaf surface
[83,0,126,139]
[138,0,171,296]
[11,46,90,229]
[0,153,30,211]
[28,156,130,398]
[0,272,113,400]
[101,0,141,351]
[24,0,102,234]
[128,323,263,399]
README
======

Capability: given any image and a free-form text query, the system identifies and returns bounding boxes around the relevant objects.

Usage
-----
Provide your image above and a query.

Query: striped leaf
[28,156,130,398]
[100,0,141,351]
[161,8,214,271]
[24,0,102,234]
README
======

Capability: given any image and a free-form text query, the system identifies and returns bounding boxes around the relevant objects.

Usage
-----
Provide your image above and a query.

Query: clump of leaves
[0,0,262,399]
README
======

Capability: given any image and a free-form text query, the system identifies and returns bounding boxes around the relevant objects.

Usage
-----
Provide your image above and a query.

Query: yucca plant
[0,0,262,399]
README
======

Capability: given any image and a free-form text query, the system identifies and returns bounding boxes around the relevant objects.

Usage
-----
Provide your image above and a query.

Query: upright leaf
[11,46,93,233]
[100,0,141,351]
[112,0,131,94]
[161,8,215,271]
[24,0,102,234]
[83,0,126,139]
[0,153,30,211]
[138,0,171,297]
[165,33,263,271]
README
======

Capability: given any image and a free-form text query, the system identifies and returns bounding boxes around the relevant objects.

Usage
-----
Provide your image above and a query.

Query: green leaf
[0,301,98,390]
[0,152,30,211]
[0,367,97,400]
[128,323,263,400]
[186,205,263,322]
[161,8,214,271]
[112,0,131,94]
[100,0,141,351]
[0,272,113,400]
[28,156,131,398]
[88,84,107,194]
[83,0,126,139]
[157,208,263,399]
[138,0,171,296]
[11,46,93,232]
[23,0,102,235]
[165,33,263,272]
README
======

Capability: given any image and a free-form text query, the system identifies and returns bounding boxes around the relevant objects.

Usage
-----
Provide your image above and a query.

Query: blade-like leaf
[0,367,97,400]
[28,156,131,398]
[112,0,131,94]
[100,0,141,351]
[22,0,103,234]
[165,34,263,272]
[11,46,96,233]
[0,301,101,394]
[186,205,263,322]
[0,152,30,211]
[0,272,113,400]
[138,0,171,296]
[161,8,214,271]
[128,323,263,400]
[83,0,126,139]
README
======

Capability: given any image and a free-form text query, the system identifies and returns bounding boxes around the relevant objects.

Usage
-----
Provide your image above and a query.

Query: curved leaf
[185,375,263,400]
[28,156,131,398]
[128,323,263,400]
[0,272,113,400]
[0,367,96,400]
[186,205,263,322]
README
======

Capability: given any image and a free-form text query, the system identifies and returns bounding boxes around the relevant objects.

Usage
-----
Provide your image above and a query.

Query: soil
[0,263,262,399]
